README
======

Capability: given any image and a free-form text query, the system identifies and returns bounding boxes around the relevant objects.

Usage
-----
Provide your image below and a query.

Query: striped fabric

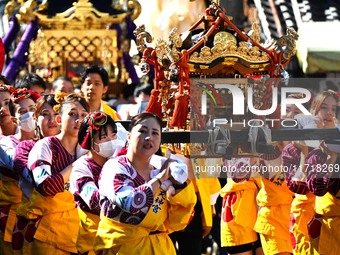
[99,155,154,225]
[13,140,36,176]
[306,148,340,197]
[29,136,75,197]
[71,156,102,215]
[13,140,37,199]
[282,143,309,194]
[262,145,283,161]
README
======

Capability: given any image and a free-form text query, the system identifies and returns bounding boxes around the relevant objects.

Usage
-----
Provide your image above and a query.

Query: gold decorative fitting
[135,2,298,78]
[134,24,153,52]
[15,0,37,24]
[213,31,237,46]
[189,42,269,63]
[276,27,299,60]
[5,0,20,18]
[35,0,127,30]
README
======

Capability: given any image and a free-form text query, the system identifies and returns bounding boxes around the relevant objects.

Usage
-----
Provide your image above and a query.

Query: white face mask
[19,112,36,132]
[94,139,123,158]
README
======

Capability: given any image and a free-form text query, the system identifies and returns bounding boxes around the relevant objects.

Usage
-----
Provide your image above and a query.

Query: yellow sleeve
[196,177,221,227]
[165,181,197,233]
[101,101,121,120]
[209,177,222,204]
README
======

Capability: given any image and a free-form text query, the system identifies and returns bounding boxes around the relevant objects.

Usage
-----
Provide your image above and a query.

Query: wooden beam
[117,121,340,144]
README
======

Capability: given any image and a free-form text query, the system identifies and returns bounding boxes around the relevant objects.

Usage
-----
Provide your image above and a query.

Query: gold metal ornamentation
[189,40,269,63]
[16,0,37,24]
[5,0,20,17]
[155,38,170,62]
[134,25,153,53]
[35,0,127,30]
[213,31,237,46]
[168,28,182,63]
[277,27,299,60]
[249,23,261,44]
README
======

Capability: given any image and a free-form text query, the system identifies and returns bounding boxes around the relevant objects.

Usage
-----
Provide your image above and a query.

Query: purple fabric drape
[3,15,20,54]
[123,15,141,84]
[125,15,136,42]
[4,19,39,82]
[109,16,139,84]
[122,52,139,84]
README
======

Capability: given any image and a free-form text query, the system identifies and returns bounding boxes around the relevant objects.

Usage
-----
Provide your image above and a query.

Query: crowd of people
[0,64,339,255]
[218,90,340,255]
[0,64,214,255]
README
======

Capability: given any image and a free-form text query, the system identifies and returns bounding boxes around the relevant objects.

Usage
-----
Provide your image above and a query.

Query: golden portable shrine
[132,1,304,158]
[3,0,142,98]
[134,1,298,124]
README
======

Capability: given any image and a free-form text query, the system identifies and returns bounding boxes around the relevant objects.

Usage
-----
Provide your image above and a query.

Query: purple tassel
[4,19,39,82]
[3,16,20,54]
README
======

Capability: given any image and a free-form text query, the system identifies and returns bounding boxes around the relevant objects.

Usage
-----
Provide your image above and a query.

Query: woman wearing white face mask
[69,111,122,255]
[12,88,40,140]
[0,88,40,254]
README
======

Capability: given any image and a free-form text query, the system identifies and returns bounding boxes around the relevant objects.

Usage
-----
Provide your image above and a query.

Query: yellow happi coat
[76,208,99,255]
[190,158,222,228]
[94,183,196,255]
[13,194,37,255]
[309,192,340,255]
[290,192,315,255]
[254,176,294,241]
[0,175,22,239]
[0,175,21,255]
[220,178,259,247]
[25,189,79,254]
[0,136,21,255]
